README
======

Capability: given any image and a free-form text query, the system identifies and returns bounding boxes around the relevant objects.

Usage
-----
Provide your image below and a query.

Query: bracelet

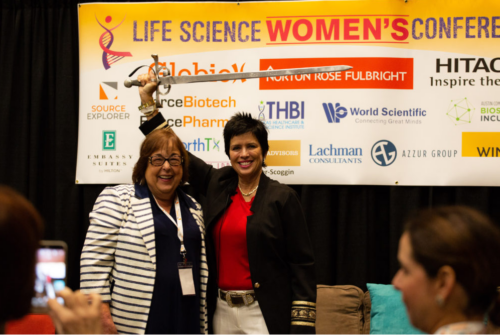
[139,100,155,111]
[142,106,156,116]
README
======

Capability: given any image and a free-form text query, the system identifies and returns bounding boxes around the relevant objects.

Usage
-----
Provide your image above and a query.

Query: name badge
[178,262,195,296]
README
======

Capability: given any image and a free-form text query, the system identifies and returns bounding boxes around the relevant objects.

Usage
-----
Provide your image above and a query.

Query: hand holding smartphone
[31,241,67,313]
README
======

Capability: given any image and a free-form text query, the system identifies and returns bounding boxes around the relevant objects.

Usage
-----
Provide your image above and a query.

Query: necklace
[239,184,258,197]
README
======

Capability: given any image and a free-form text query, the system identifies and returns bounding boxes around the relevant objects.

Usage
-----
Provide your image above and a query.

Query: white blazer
[80,184,208,334]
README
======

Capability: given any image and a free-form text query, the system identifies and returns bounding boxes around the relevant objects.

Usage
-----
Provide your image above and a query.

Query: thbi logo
[371,140,397,166]
[103,131,116,151]
[258,101,266,120]
[259,101,305,119]
[323,103,347,123]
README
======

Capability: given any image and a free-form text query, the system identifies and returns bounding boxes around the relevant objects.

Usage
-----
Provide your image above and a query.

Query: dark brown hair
[405,206,500,324]
[132,128,189,185]
[0,186,43,323]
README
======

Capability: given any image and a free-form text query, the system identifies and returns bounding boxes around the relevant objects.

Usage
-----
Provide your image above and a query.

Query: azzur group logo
[103,131,116,151]
[323,103,347,123]
[371,140,397,166]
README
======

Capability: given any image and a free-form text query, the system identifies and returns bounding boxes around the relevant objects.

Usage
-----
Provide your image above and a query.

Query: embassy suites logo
[308,144,362,164]
[86,131,134,173]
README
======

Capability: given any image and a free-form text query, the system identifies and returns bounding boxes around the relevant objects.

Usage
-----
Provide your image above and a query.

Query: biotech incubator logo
[96,15,133,70]
[323,103,347,123]
[371,140,397,166]
[446,98,475,126]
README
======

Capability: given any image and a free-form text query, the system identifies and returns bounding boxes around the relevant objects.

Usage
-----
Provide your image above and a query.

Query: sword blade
[159,65,352,85]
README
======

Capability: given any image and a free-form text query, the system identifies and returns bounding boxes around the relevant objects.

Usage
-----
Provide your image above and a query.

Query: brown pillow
[362,291,371,334]
[316,285,364,334]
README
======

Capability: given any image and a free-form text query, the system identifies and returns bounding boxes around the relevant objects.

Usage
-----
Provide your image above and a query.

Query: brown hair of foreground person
[0,186,43,325]
[406,206,500,326]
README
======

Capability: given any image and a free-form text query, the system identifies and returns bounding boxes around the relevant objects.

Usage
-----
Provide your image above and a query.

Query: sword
[124,54,352,108]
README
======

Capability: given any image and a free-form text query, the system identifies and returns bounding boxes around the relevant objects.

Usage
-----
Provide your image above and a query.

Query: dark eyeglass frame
[148,155,184,167]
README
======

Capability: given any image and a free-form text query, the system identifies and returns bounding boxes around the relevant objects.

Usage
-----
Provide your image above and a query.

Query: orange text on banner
[266,140,301,166]
[462,132,500,157]
[259,57,413,90]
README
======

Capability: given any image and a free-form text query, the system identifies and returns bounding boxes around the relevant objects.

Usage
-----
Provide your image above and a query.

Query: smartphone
[31,240,67,313]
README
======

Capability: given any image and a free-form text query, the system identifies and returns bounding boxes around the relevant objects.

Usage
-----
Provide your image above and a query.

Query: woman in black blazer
[137,74,316,334]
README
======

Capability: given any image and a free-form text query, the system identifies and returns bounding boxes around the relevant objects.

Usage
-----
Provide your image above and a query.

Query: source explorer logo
[99,82,118,100]
[371,140,397,166]
[323,103,347,123]
[103,131,116,151]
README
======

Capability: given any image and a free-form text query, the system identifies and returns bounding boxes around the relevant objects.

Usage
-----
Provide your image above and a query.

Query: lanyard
[153,194,187,262]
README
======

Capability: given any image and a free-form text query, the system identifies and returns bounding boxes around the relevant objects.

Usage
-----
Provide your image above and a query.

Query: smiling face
[392,232,440,333]
[229,132,264,181]
[145,146,183,202]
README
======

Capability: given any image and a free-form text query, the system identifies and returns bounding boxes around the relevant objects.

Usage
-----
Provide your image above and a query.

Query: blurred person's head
[0,186,43,328]
[132,128,189,201]
[392,206,500,333]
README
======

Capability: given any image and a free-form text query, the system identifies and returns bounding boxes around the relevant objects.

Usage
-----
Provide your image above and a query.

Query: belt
[219,289,257,308]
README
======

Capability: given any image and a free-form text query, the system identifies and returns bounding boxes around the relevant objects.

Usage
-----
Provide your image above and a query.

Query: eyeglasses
[148,155,183,167]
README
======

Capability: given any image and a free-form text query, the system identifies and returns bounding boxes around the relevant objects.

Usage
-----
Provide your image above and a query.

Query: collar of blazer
[134,182,198,210]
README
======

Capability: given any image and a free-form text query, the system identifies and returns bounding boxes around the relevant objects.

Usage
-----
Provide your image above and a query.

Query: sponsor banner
[76,1,500,185]
[259,58,414,90]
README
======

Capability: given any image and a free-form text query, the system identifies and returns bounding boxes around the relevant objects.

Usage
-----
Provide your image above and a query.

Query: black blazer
[188,153,316,334]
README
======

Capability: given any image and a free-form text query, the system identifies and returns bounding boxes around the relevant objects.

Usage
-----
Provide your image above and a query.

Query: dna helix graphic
[96,15,133,70]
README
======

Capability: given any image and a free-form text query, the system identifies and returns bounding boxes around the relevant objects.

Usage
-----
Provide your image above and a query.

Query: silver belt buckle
[243,293,254,305]
[225,291,234,308]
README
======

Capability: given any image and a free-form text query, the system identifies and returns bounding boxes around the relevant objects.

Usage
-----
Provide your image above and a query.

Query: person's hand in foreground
[48,287,103,334]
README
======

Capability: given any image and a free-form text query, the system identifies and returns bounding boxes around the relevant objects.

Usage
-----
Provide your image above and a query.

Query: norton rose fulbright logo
[96,15,133,70]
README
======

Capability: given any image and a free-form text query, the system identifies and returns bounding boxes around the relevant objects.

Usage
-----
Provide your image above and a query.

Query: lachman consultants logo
[371,140,397,166]
[96,14,133,70]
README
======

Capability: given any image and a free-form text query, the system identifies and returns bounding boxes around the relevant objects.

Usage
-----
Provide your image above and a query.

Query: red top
[212,188,254,290]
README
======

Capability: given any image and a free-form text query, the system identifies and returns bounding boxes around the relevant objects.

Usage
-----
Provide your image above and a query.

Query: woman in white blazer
[80,128,208,334]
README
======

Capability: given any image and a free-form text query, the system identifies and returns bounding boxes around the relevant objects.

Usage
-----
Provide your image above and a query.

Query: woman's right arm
[80,187,123,334]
